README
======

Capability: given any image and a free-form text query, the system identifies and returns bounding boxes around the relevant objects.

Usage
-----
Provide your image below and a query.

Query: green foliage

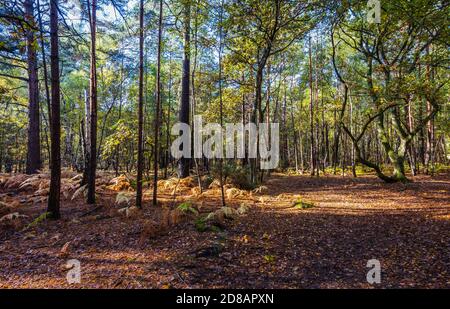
[263,254,276,263]
[195,205,246,233]
[194,217,208,232]
[102,120,135,162]
[292,198,314,209]
[433,164,450,174]
[212,163,255,190]
[23,212,51,230]
[177,202,199,216]
[195,215,223,233]
[0,0,447,184]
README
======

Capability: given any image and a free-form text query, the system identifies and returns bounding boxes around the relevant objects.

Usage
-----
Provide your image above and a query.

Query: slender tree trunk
[25,0,41,174]
[136,0,145,208]
[114,58,124,176]
[425,76,435,174]
[164,53,172,179]
[407,97,417,176]
[241,87,248,167]
[308,37,315,176]
[87,0,97,204]
[290,106,299,173]
[350,93,356,177]
[190,1,203,192]
[218,0,225,207]
[37,0,51,169]
[47,0,61,219]
[152,0,163,205]
[332,107,339,174]
[40,103,51,167]
[314,40,320,176]
[178,1,191,178]
[282,77,289,169]
[81,89,90,186]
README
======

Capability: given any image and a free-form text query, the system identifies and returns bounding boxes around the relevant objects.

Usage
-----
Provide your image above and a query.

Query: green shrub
[195,217,208,232]
[194,215,223,233]
[292,198,314,209]
[212,162,255,190]
[177,202,198,215]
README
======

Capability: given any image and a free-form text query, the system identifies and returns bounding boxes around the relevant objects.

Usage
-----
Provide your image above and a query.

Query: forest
[0,0,449,289]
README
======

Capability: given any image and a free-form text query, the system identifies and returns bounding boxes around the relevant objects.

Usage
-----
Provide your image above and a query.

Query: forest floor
[0,171,449,288]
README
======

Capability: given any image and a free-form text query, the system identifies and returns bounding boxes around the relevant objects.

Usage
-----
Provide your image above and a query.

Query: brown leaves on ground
[107,175,132,192]
[59,241,72,258]
[0,171,449,288]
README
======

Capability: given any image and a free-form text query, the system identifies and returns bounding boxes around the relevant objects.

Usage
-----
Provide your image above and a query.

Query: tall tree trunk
[290,106,299,173]
[164,53,172,179]
[152,0,163,205]
[115,58,124,176]
[281,77,289,169]
[349,92,356,177]
[241,85,248,167]
[425,46,435,174]
[407,97,417,175]
[37,0,51,169]
[25,0,41,174]
[81,89,90,186]
[332,107,339,174]
[136,0,145,208]
[47,0,61,219]
[218,0,225,207]
[87,0,97,204]
[190,1,203,193]
[178,1,191,178]
[308,37,315,176]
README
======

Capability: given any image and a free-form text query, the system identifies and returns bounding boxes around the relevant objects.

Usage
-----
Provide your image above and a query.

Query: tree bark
[87,0,98,204]
[47,0,61,219]
[25,0,41,174]
[218,0,225,207]
[152,0,163,205]
[308,37,315,176]
[136,0,145,208]
[164,53,172,179]
[37,0,51,168]
[81,89,90,186]
[178,1,191,178]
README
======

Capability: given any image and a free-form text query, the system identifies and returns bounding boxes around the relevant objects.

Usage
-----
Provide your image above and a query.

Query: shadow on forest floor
[0,173,448,288]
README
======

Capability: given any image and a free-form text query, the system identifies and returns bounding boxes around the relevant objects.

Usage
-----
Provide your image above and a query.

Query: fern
[220,207,237,219]
[293,199,314,209]
[71,184,87,201]
[23,212,50,230]
[237,203,249,215]
[115,191,132,206]
[194,217,208,232]
[177,202,198,215]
